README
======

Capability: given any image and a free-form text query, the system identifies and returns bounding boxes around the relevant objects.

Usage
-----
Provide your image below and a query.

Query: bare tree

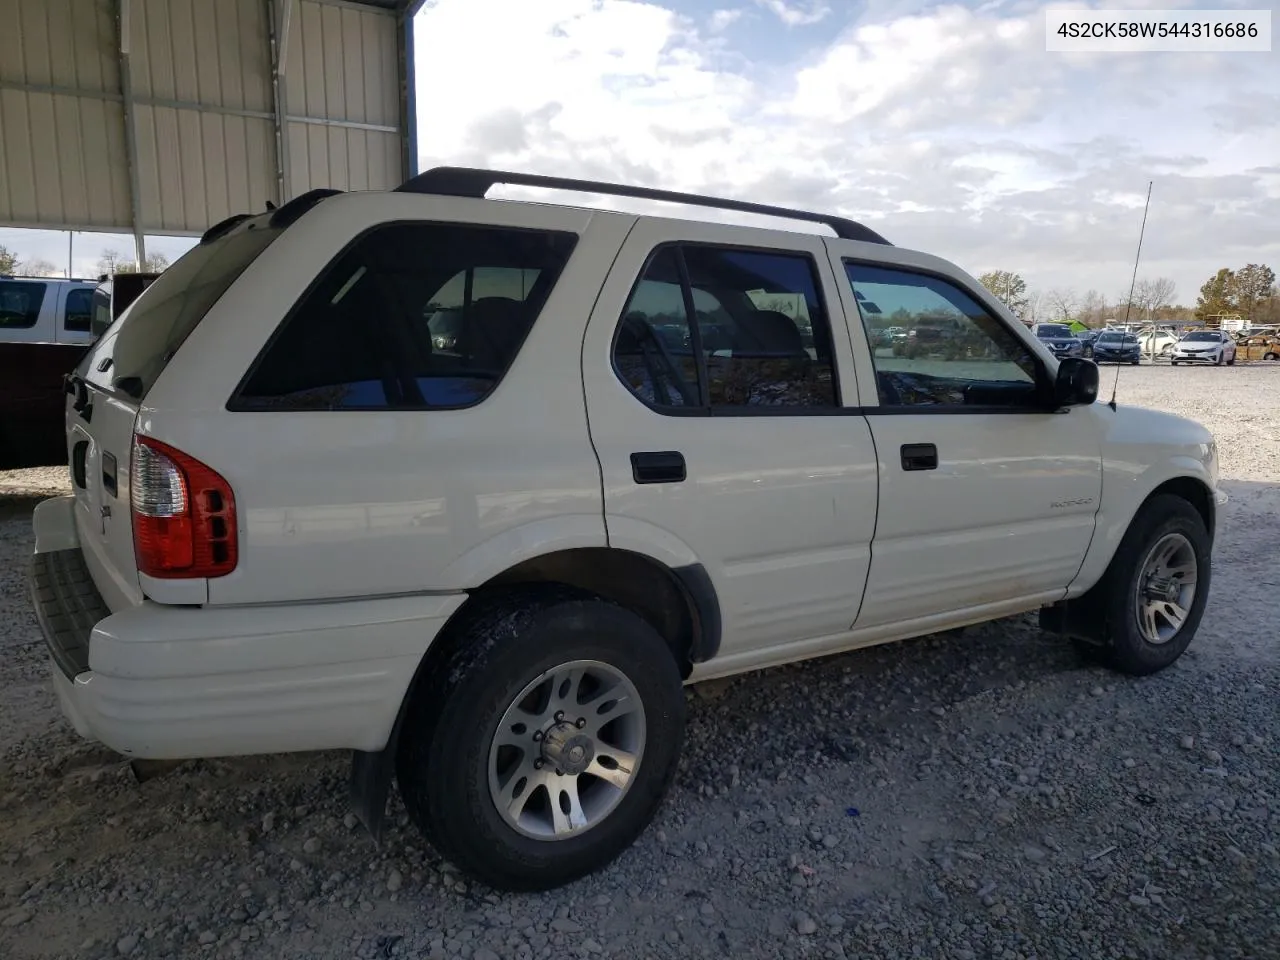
[1079,289,1107,326]
[1134,277,1177,322]
[1023,289,1045,324]
[23,258,60,277]
[1046,288,1078,322]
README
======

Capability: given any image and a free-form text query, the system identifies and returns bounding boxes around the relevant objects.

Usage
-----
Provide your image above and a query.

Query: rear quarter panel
[143,193,633,605]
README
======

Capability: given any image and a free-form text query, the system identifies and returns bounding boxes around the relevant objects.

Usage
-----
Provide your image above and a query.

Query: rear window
[0,280,47,329]
[79,221,280,395]
[231,222,578,411]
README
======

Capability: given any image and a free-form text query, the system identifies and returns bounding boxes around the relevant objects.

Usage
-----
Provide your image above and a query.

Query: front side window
[64,287,93,332]
[612,244,839,412]
[845,263,1039,408]
[0,280,47,329]
[234,222,578,411]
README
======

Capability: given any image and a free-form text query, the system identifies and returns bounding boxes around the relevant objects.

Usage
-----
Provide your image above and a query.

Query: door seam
[578,214,643,550]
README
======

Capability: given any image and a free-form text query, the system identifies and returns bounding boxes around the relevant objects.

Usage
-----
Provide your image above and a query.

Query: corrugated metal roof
[0,0,410,237]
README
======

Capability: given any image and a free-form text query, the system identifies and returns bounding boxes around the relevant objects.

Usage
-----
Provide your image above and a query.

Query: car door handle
[900,443,938,471]
[631,451,686,484]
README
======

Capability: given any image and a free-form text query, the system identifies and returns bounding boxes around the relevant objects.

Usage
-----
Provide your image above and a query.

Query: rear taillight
[131,435,237,579]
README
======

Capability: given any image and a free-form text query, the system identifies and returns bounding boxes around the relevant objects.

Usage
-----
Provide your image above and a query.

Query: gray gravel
[2,363,1278,960]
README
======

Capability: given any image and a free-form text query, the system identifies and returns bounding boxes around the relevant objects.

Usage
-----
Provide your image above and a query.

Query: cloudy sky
[3,0,1276,308]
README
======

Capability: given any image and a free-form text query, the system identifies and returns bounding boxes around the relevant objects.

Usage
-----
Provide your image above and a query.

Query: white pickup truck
[30,168,1224,892]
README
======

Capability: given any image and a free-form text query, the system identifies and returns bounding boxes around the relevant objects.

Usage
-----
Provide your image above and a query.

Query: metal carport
[0,0,423,264]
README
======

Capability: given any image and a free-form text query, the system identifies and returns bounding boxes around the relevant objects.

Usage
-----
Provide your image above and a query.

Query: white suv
[30,168,1224,892]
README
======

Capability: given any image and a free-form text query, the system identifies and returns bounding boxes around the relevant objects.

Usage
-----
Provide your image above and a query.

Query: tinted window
[613,244,838,412]
[1098,332,1137,344]
[64,287,93,332]
[234,222,577,411]
[80,221,280,394]
[845,263,1038,407]
[91,285,112,335]
[1036,324,1072,337]
[1183,332,1219,341]
[0,280,47,329]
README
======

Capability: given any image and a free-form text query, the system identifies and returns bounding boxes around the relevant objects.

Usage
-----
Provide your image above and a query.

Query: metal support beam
[117,0,146,269]
[268,0,294,205]
[402,0,427,176]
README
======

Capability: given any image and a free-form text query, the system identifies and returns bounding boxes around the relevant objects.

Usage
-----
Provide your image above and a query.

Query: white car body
[29,176,1224,825]
[1170,331,1237,365]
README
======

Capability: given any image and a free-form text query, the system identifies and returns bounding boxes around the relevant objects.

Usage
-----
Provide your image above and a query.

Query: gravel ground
[2,363,1278,960]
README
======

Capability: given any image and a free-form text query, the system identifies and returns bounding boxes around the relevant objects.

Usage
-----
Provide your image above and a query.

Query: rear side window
[64,287,92,332]
[80,222,280,395]
[232,222,578,411]
[0,280,47,329]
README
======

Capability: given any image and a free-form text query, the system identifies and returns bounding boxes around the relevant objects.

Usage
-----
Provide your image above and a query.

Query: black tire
[1130,360,1140,365]
[1170,361,1178,366]
[1075,494,1211,676]
[396,588,686,892]
[1266,352,1278,361]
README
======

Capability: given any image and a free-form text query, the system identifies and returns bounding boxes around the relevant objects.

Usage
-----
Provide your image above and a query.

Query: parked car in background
[1233,332,1280,362]
[1138,327,1180,358]
[0,275,97,467]
[1091,330,1141,364]
[1031,322,1084,358]
[1171,330,1236,366]
[1075,328,1102,357]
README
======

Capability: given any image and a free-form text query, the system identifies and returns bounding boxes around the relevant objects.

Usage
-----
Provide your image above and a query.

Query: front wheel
[1265,352,1279,361]
[396,590,686,891]
[1080,494,1211,676]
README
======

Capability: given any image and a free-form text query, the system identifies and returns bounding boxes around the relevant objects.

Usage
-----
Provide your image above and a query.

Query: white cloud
[752,0,832,26]
[408,0,1278,301]
[708,8,743,31]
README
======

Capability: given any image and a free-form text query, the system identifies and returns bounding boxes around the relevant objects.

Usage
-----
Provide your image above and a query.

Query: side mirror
[1054,357,1099,406]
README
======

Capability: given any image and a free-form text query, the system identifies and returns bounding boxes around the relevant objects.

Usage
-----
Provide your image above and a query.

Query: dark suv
[1032,323,1084,358]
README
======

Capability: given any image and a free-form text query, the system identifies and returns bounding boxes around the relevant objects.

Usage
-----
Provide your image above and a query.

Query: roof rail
[394,166,891,245]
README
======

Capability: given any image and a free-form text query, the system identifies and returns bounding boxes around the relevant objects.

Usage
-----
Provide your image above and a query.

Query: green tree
[1229,263,1276,322]
[0,245,20,273]
[1195,268,1235,321]
[978,270,1028,316]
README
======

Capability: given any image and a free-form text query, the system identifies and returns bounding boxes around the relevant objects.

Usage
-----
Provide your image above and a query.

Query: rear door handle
[900,443,937,471]
[631,451,686,484]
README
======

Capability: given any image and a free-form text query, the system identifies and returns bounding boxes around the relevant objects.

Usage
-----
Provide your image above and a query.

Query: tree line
[0,244,169,278]
[979,264,1278,328]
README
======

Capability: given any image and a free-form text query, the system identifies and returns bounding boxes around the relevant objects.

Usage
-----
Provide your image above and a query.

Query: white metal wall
[0,0,411,246]
[286,0,402,195]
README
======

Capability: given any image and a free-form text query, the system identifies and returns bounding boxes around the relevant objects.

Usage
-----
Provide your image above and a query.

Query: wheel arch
[349,547,721,838]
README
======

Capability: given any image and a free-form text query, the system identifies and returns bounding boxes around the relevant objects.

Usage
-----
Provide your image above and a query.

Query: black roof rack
[394,166,891,245]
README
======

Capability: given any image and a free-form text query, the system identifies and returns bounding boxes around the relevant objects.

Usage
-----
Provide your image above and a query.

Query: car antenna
[1110,180,1153,410]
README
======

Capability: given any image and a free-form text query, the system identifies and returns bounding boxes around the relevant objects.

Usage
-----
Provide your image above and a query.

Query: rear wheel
[1265,352,1279,361]
[1074,494,1211,676]
[396,590,686,891]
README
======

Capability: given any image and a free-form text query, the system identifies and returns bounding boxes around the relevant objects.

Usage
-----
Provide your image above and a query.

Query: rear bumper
[30,496,467,759]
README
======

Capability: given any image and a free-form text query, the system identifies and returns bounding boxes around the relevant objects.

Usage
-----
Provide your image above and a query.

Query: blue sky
[3,0,1277,312]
